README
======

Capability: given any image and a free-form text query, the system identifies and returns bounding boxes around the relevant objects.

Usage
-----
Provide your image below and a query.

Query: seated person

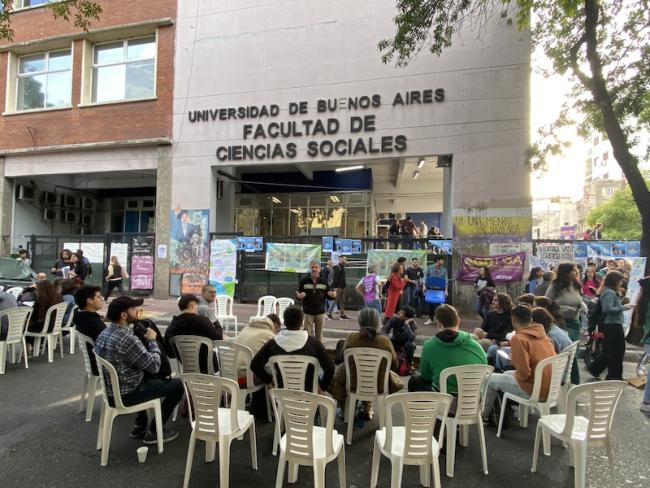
[17,272,49,304]
[481,305,556,420]
[59,279,78,326]
[233,315,281,360]
[197,284,218,323]
[473,293,513,353]
[382,305,417,370]
[94,296,184,444]
[164,293,222,374]
[409,304,487,394]
[250,306,334,392]
[0,289,18,340]
[74,285,106,375]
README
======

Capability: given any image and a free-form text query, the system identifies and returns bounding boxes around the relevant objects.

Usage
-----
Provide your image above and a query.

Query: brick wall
[0,0,176,150]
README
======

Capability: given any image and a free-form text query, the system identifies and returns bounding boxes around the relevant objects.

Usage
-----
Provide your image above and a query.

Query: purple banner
[131,236,154,290]
[457,252,527,284]
[560,225,577,240]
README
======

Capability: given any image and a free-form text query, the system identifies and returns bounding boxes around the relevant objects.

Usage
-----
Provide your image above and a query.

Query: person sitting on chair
[382,305,417,372]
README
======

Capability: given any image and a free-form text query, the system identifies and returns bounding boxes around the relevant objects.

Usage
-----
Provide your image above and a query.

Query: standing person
[474,266,496,319]
[16,249,30,267]
[534,271,555,296]
[383,262,407,320]
[545,262,585,342]
[424,257,448,326]
[582,265,601,297]
[419,220,428,239]
[296,260,336,342]
[401,216,417,248]
[633,277,650,413]
[587,270,632,380]
[388,219,400,239]
[526,267,544,294]
[582,228,592,240]
[590,223,603,240]
[405,258,424,317]
[51,249,73,278]
[95,297,183,443]
[76,249,93,279]
[355,265,382,314]
[69,251,88,285]
[331,255,349,320]
[104,256,128,300]
[321,259,337,319]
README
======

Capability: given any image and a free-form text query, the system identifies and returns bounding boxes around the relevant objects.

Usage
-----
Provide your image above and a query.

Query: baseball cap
[106,296,144,322]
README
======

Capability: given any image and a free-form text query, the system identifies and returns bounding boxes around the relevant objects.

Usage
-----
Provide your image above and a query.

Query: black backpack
[587,297,603,330]
[381,280,390,296]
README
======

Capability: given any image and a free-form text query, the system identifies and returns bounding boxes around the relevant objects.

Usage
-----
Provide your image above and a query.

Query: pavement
[1,326,649,487]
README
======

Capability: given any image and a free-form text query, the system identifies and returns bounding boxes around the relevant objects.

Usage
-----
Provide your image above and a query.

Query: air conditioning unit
[40,191,61,207]
[16,184,35,202]
[64,210,80,224]
[81,196,97,211]
[42,208,60,221]
[63,194,80,208]
[80,213,95,228]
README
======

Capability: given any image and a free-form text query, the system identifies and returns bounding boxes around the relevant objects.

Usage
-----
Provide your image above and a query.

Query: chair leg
[273,413,283,456]
[540,406,551,456]
[218,438,232,488]
[520,405,529,428]
[47,335,55,363]
[266,387,273,423]
[420,463,430,487]
[432,456,442,488]
[33,337,41,357]
[288,462,299,483]
[154,403,164,454]
[249,422,258,470]
[390,457,404,488]
[96,403,105,451]
[573,442,587,488]
[69,328,76,354]
[10,343,16,364]
[531,423,543,473]
[337,445,346,488]
[206,441,216,462]
[346,395,356,445]
[0,342,6,374]
[275,451,286,488]
[22,338,28,369]
[183,431,197,488]
[477,418,489,475]
[606,439,615,487]
[497,395,509,438]
[79,375,89,413]
[460,424,469,447]
[58,333,64,358]
[445,419,456,477]
[376,396,385,428]
[86,377,98,422]
[100,412,115,466]
[370,439,381,488]
[314,459,326,488]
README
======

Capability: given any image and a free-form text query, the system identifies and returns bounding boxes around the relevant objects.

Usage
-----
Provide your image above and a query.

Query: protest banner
[131,236,154,290]
[560,225,577,240]
[367,249,427,280]
[265,243,321,273]
[209,239,238,296]
[169,207,210,293]
[457,252,527,284]
[535,243,575,270]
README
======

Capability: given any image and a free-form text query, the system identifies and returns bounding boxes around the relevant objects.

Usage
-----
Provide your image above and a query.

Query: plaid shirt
[94,323,161,397]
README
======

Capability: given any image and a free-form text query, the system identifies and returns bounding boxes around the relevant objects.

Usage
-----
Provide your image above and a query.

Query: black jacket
[75,310,107,375]
[164,313,222,374]
[480,311,513,342]
[331,264,346,289]
[298,275,331,315]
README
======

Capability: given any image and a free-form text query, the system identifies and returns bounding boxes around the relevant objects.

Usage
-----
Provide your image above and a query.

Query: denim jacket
[600,288,624,325]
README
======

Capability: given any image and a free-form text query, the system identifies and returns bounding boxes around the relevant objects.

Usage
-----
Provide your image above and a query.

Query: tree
[0,1,102,40]
[379,0,650,273]
[587,186,646,240]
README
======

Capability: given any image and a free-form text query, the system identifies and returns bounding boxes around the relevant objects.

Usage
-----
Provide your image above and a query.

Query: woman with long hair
[474,266,496,318]
[545,262,585,341]
[51,249,72,277]
[526,267,544,293]
[582,265,601,297]
[69,251,88,284]
[587,270,631,380]
[26,281,63,345]
[104,255,129,300]
[384,262,407,320]
[473,292,513,351]
[634,277,650,413]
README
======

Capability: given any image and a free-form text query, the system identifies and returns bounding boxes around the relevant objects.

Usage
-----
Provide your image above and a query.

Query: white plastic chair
[60,304,78,354]
[215,294,238,335]
[77,332,100,421]
[275,297,295,322]
[249,295,277,322]
[343,347,392,444]
[439,364,494,477]
[6,287,23,300]
[181,373,258,488]
[370,392,453,488]
[24,302,68,362]
[271,389,346,488]
[0,307,32,374]
[557,341,579,414]
[94,353,164,466]
[214,340,272,421]
[531,381,626,488]
[268,355,322,456]
[170,335,218,375]
[497,351,571,455]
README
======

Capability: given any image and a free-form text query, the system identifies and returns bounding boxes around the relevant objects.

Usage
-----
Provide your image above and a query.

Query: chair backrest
[62,304,78,330]
[77,332,97,377]
[215,295,233,317]
[214,340,255,386]
[439,364,494,421]
[268,355,320,392]
[0,307,32,344]
[94,352,126,409]
[561,380,626,442]
[276,297,295,318]
[530,351,571,403]
[270,389,336,461]
[343,347,392,398]
[43,302,69,335]
[170,335,218,375]
[6,287,23,299]
[383,392,453,460]
[182,373,242,436]
[425,276,446,290]
[257,295,277,317]
[561,341,579,383]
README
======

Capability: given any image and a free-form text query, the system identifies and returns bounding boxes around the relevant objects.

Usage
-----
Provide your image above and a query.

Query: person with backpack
[632,276,650,413]
[331,255,349,319]
[355,264,382,314]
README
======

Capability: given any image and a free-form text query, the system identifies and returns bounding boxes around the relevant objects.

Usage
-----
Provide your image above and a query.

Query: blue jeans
[326,299,337,314]
[118,378,184,429]
[405,286,421,314]
[482,371,529,418]
[364,299,382,315]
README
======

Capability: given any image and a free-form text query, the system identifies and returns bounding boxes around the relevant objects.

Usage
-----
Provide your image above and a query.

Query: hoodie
[233,317,277,362]
[419,330,487,395]
[510,323,556,399]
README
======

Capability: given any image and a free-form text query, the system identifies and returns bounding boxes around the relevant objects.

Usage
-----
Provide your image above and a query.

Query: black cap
[106,296,144,322]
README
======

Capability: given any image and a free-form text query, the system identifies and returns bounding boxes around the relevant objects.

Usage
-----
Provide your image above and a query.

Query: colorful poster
[265,243,322,273]
[535,243,575,270]
[351,239,363,254]
[588,242,612,257]
[367,249,427,280]
[131,236,154,290]
[169,207,210,294]
[560,225,577,240]
[322,236,334,254]
[335,239,353,255]
[626,241,641,257]
[574,242,588,258]
[429,240,453,254]
[237,236,264,252]
[457,252,527,284]
[453,216,532,241]
[209,239,238,296]
[489,242,533,255]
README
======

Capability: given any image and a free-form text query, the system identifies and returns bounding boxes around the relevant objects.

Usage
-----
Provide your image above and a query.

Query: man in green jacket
[409,304,487,394]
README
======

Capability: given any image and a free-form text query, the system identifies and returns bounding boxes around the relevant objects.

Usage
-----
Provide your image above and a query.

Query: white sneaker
[424,319,433,326]
[641,402,650,414]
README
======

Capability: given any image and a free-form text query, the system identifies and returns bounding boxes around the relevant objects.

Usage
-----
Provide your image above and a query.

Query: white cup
[137,446,149,464]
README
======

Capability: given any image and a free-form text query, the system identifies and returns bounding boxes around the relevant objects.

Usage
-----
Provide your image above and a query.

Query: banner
[453,216,532,241]
[237,236,264,252]
[265,243,322,273]
[169,207,210,293]
[560,225,577,240]
[334,238,362,255]
[322,236,334,253]
[489,242,533,255]
[367,249,427,280]
[131,236,154,290]
[535,243,575,270]
[457,252,527,284]
[209,239,238,296]
[574,241,641,258]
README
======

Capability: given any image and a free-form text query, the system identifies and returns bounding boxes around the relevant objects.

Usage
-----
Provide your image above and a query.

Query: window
[16,0,57,8]
[111,197,156,233]
[92,37,156,103]
[16,50,71,111]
